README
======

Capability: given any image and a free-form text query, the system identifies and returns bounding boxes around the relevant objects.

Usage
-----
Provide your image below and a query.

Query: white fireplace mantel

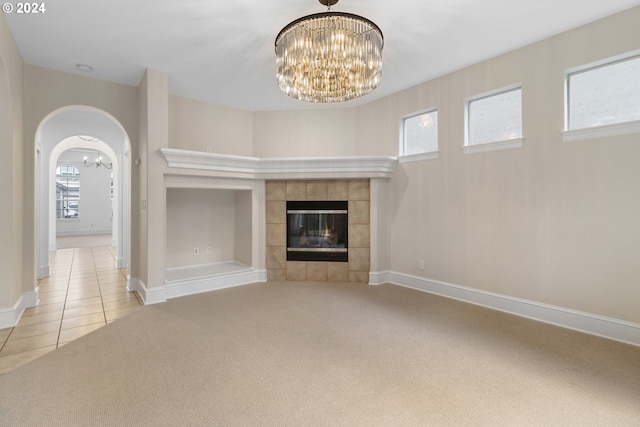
[160,148,397,180]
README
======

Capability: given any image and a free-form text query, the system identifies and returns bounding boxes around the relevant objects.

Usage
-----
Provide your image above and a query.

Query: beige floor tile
[0,327,12,344]
[101,291,139,303]
[10,320,61,340]
[98,275,127,285]
[68,277,99,287]
[103,299,141,312]
[9,240,143,363]
[38,283,69,293]
[65,288,101,300]
[22,302,65,316]
[95,262,117,270]
[1,331,59,356]
[61,312,106,330]
[68,279,99,287]
[37,293,67,305]
[58,323,105,344]
[69,272,97,281]
[0,346,56,375]
[62,303,104,319]
[100,285,128,296]
[64,296,103,309]
[15,311,64,327]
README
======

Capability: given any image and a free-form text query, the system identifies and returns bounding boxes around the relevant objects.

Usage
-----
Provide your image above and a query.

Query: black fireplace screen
[287,201,348,262]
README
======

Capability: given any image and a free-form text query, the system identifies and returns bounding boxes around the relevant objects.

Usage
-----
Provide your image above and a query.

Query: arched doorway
[35,106,132,279]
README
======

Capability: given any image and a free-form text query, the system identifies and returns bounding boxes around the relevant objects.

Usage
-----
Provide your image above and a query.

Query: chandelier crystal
[275,0,384,103]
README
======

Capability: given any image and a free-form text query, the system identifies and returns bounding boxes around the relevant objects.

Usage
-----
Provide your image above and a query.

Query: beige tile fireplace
[266,180,370,283]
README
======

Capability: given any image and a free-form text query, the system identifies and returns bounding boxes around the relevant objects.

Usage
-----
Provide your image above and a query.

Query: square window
[467,87,522,146]
[402,110,438,156]
[567,54,640,131]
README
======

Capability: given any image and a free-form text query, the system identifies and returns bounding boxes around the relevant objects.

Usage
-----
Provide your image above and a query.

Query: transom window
[466,86,522,147]
[566,53,640,131]
[402,110,438,157]
[56,164,80,219]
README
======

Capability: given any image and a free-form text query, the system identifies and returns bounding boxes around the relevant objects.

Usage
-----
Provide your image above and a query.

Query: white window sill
[463,138,523,155]
[562,120,640,142]
[398,151,439,163]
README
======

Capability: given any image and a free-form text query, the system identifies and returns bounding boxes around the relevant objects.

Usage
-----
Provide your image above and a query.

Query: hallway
[0,236,142,374]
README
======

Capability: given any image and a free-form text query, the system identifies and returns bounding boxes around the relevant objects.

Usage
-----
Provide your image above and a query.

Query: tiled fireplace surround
[266,180,371,283]
[156,149,395,302]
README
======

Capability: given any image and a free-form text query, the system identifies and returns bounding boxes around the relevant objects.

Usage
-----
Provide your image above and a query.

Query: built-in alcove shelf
[160,148,397,180]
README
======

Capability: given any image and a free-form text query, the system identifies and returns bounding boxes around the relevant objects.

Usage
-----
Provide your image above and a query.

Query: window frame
[464,84,524,155]
[563,50,640,142]
[399,108,439,163]
[56,164,81,220]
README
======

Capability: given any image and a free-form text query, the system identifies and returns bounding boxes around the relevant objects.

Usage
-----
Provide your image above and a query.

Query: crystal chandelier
[275,0,384,103]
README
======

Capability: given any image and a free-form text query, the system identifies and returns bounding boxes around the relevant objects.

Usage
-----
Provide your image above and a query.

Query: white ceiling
[5,0,640,111]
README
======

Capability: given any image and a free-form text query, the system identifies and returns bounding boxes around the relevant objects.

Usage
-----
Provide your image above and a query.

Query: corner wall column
[132,69,168,303]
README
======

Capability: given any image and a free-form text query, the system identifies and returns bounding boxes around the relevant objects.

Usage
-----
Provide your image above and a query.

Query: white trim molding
[129,265,268,305]
[463,138,523,155]
[380,271,640,347]
[398,151,439,163]
[0,289,39,329]
[127,276,166,305]
[160,148,397,180]
[562,120,640,142]
[165,264,267,300]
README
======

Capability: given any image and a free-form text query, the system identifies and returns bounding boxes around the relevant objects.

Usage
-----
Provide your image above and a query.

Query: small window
[466,86,522,148]
[56,164,80,219]
[402,110,438,157]
[566,54,640,131]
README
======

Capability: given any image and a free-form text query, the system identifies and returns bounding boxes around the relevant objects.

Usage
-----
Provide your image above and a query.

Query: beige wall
[0,13,25,310]
[369,7,640,323]
[253,108,358,157]
[166,188,239,268]
[169,95,253,156]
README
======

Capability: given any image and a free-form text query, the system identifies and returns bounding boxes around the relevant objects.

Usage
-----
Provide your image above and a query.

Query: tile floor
[0,242,142,374]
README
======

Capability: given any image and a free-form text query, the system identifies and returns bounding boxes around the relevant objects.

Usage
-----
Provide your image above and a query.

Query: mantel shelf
[160,148,397,180]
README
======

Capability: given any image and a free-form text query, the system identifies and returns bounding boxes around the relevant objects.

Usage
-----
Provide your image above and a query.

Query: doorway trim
[35,105,132,278]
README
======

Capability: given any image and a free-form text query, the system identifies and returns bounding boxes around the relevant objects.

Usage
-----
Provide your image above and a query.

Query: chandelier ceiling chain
[275,0,384,103]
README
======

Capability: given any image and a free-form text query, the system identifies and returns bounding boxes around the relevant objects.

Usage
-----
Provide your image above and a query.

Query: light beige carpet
[1,281,639,426]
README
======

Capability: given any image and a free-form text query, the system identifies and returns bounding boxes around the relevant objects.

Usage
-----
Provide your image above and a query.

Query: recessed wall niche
[166,188,252,269]
[266,179,370,283]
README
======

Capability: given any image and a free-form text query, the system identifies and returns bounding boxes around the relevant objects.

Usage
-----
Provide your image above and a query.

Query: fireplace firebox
[287,201,348,262]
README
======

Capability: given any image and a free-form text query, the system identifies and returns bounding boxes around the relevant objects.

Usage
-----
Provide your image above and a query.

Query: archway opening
[35,107,131,280]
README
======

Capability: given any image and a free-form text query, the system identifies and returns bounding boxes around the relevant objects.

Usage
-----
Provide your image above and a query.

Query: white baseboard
[127,276,166,305]
[55,229,112,237]
[38,265,50,279]
[0,289,39,329]
[369,271,390,286]
[374,271,640,347]
[165,267,267,301]
[128,266,268,306]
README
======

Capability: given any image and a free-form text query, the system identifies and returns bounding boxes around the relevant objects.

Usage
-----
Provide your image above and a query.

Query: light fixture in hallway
[82,151,112,169]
